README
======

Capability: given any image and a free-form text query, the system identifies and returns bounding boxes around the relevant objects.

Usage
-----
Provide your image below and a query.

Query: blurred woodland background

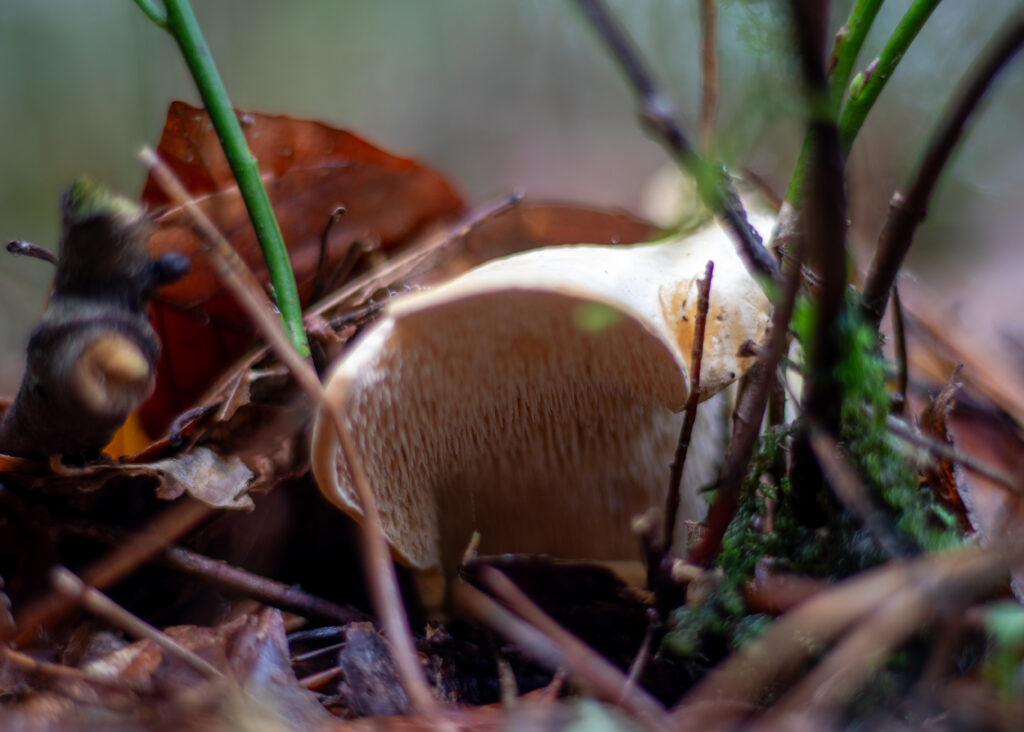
[0,1,1022,391]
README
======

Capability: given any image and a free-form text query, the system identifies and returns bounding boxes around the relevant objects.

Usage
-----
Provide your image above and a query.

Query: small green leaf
[573,302,624,333]
[849,71,866,100]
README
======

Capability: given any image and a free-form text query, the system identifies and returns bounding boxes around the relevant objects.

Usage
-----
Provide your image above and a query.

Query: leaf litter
[3,9,1024,730]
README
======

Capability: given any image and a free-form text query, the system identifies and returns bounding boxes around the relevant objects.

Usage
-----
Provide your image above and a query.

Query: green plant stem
[784,0,884,205]
[143,0,310,358]
[132,0,167,28]
[837,0,943,155]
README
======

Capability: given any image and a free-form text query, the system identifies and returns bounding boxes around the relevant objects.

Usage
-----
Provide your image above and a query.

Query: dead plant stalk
[139,148,440,720]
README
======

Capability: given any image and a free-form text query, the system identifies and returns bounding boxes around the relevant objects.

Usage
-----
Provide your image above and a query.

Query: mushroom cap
[311,214,773,571]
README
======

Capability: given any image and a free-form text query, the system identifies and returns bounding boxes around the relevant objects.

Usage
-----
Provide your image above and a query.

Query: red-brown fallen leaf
[918,368,972,532]
[139,101,463,439]
[420,201,659,285]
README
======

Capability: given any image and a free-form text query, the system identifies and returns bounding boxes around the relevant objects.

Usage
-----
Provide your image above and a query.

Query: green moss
[793,293,960,556]
[64,176,140,221]
[982,602,1024,695]
[662,292,962,663]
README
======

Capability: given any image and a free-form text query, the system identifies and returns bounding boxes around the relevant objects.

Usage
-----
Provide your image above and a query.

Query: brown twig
[309,204,347,304]
[687,238,803,567]
[50,566,225,682]
[742,562,829,615]
[808,425,914,558]
[664,261,713,552]
[774,357,1020,493]
[891,285,909,415]
[1,646,155,695]
[763,540,1022,723]
[305,192,523,320]
[620,608,658,704]
[6,239,58,265]
[140,148,441,719]
[299,665,343,691]
[699,0,718,147]
[65,520,363,625]
[683,540,1017,711]
[787,0,849,527]
[160,546,365,626]
[884,414,1020,492]
[572,0,779,286]
[861,9,1024,326]
[10,497,211,647]
[457,569,671,731]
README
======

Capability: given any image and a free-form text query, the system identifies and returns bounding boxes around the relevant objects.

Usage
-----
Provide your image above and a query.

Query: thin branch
[463,568,671,731]
[698,0,718,147]
[304,192,522,320]
[160,546,366,626]
[861,9,1024,326]
[573,0,780,286]
[50,567,225,682]
[808,425,915,558]
[310,205,348,304]
[787,0,849,526]
[684,540,1019,710]
[664,260,713,552]
[9,497,211,647]
[138,0,309,357]
[884,414,1021,493]
[139,149,440,719]
[891,285,910,415]
[6,239,57,265]
[132,0,167,28]
[620,608,658,704]
[1,646,155,695]
[299,665,343,691]
[837,0,944,155]
[45,514,365,626]
[775,358,1022,492]
[687,237,803,567]
[783,0,884,204]
[764,540,1022,722]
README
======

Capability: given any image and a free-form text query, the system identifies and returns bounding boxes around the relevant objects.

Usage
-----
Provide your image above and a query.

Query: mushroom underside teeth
[312,220,775,574]
[324,290,699,571]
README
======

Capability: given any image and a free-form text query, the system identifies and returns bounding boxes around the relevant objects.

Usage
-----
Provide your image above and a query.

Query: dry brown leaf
[138,101,463,439]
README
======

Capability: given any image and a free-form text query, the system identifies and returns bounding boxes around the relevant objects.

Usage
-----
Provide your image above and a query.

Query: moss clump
[663,427,788,661]
[792,293,961,558]
[662,293,963,664]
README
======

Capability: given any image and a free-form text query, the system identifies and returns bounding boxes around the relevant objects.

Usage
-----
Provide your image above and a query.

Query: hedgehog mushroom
[310,213,774,591]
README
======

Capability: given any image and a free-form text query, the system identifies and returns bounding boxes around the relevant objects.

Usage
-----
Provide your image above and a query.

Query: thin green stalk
[827,0,886,115]
[138,0,310,357]
[784,0,884,205]
[133,0,167,28]
[838,0,943,155]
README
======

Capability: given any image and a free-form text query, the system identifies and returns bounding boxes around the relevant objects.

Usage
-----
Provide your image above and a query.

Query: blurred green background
[0,1,1021,391]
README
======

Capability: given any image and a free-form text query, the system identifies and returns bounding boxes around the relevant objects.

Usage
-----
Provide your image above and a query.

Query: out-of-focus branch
[784,0,884,205]
[573,0,780,286]
[861,10,1024,326]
